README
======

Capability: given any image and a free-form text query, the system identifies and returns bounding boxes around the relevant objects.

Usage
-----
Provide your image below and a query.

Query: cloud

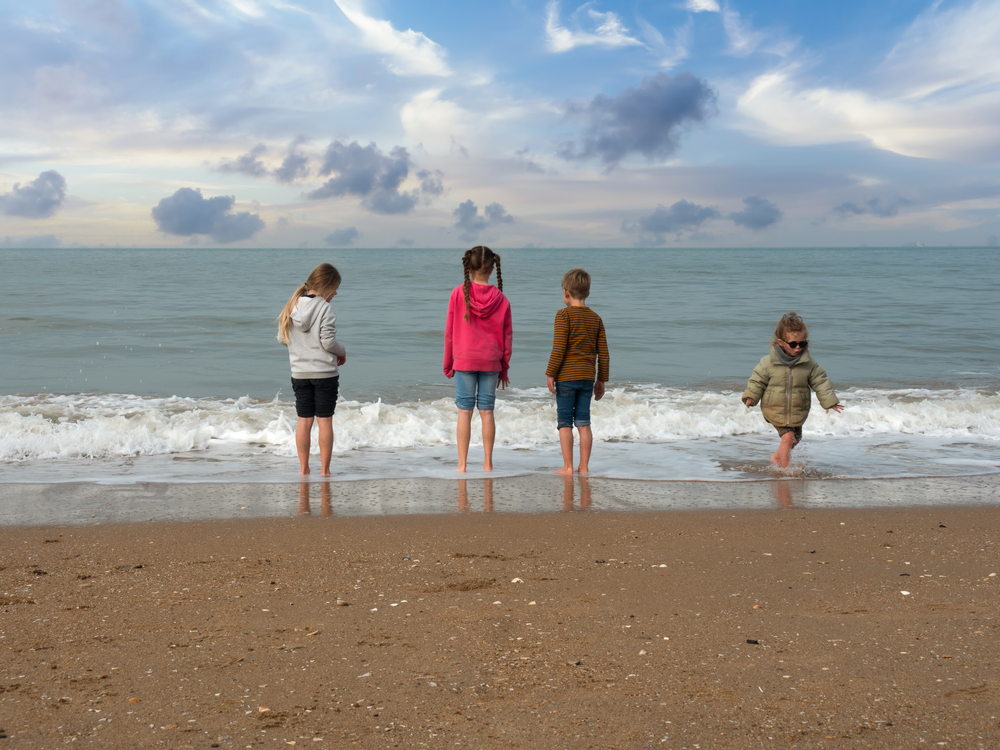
[417,169,444,196]
[834,197,911,218]
[685,0,719,11]
[0,233,61,248]
[453,199,515,240]
[215,140,311,183]
[324,227,360,246]
[333,0,451,77]
[0,170,67,218]
[559,72,716,166]
[624,200,721,244]
[274,139,311,184]
[737,1,1000,161]
[395,237,415,247]
[151,187,265,243]
[545,1,644,53]
[729,196,782,229]
[307,140,424,215]
[636,16,691,70]
[215,144,270,178]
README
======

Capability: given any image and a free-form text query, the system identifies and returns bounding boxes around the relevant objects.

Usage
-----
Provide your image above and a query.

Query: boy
[545,268,610,474]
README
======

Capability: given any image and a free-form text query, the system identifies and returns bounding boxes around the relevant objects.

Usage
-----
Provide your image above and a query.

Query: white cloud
[685,0,719,12]
[736,1,1000,161]
[637,16,691,69]
[333,0,451,77]
[545,1,644,53]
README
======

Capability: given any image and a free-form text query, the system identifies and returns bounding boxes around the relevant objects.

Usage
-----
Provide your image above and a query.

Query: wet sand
[2,496,999,748]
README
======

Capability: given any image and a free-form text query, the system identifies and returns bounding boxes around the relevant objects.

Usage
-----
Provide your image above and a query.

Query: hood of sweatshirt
[291,294,328,332]
[465,282,506,319]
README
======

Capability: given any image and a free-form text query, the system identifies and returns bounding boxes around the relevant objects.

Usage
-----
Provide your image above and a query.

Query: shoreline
[1,506,998,748]
[1,473,999,527]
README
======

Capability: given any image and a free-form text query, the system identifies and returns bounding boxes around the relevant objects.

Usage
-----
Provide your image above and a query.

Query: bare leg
[456,409,473,472]
[560,474,574,511]
[578,474,592,509]
[577,425,593,473]
[480,410,496,470]
[320,483,332,516]
[555,426,574,474]
[457,479,469,512]
[297,481,311,515]
[317,417,333,476]
[296,417,315,475]
[771,431,798,469]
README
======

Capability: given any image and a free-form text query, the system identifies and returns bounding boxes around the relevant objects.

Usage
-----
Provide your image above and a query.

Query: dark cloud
[484,202,514,224]
[559,72,716,166]
[453,200,515,240]
[395,237,415,247]
[623,200,720,245]
[417,169,444,196]
[274,138,310,184]
[151,187,265,244]
[215,144,269,178]
[0,233,61,248]
[0,170,67,218]
[307,141,419,215]
[834,197,911,218]
[324,227,360,246]
[729,196,782,230]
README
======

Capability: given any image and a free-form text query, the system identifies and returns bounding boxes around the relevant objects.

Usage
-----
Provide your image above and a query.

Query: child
[545,268,609,474]
[443,246,512,472]
[277,263,346,476]
[742,312,844,469]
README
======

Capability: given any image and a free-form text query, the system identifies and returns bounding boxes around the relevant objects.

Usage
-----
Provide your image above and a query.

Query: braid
[493,253,503,292]
[462,252,472,322]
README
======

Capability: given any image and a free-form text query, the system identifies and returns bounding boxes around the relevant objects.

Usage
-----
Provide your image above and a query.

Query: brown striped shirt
[545,305,610,382]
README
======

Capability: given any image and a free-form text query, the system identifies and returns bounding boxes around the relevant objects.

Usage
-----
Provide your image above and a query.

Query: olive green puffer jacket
[742,348,839,427]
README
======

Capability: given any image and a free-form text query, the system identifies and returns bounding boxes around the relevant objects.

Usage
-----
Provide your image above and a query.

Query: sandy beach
[2,480,999,749]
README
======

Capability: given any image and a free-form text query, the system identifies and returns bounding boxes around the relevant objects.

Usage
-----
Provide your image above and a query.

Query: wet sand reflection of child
[457,478,494,513]
[297,481,332,516]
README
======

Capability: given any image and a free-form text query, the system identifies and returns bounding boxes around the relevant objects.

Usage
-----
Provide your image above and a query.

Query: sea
[1,247,999,487]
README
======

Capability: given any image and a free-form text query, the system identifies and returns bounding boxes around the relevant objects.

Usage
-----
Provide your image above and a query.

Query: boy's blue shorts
[555,379,594,429]
[454,370,499,411]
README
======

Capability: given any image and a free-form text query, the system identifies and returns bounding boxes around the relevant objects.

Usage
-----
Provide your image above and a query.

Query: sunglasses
[782,339,808,349]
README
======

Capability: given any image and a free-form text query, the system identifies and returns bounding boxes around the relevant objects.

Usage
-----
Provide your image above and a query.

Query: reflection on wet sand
[561,474,592,511]
[771,479,805,508]
[297,481,332,516]
[457,478,494,513]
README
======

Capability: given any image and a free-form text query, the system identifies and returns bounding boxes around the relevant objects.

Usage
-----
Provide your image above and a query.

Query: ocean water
[1,247,999,485]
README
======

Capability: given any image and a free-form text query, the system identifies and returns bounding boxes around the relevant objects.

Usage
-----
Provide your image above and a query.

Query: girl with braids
[277,263,346,476]
[742,312,844,469]
[443,246,513,472]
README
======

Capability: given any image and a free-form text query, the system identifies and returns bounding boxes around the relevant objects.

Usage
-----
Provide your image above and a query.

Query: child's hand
[594,381,606,401]
[743,398,756,408]
[337,355,347,366]
[547,376,556,394]
[826,403,845,414]
[499,377,510,390]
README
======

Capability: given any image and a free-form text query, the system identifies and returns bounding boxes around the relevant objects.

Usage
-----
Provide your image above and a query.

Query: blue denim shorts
[455,371,499,411]
[555,379,594,429]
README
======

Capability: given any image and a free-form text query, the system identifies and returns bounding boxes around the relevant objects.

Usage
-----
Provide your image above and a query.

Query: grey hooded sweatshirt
[279,295,346,379]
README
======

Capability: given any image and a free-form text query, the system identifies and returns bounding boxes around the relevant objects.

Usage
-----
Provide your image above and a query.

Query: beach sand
[1,484,999,748]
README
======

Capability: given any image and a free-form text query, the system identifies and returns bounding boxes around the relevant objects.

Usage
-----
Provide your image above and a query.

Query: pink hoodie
[443,282,513,381]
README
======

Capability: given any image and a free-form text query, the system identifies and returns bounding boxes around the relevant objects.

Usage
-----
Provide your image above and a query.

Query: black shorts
[774,425,803,442]
[291,376,339,419]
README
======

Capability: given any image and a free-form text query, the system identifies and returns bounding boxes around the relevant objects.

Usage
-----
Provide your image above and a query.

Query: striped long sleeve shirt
[545,305,610,383]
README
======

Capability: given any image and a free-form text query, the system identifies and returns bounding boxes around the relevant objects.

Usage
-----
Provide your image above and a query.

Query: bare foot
[770,451,781,467]
[320,469,331,477]
[483,462,493,471]
[457,464,467,473]
[553,466,574,475]
[300,467,311,475]
[576,465,589,474]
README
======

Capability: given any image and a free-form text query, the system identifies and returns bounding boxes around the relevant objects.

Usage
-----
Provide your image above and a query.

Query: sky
[2,0,1000,249]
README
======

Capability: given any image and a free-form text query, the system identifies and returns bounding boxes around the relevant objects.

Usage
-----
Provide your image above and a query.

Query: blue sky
[2,0,999,248]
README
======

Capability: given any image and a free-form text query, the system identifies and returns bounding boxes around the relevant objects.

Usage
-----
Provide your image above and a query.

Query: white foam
[1,386,998,482]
